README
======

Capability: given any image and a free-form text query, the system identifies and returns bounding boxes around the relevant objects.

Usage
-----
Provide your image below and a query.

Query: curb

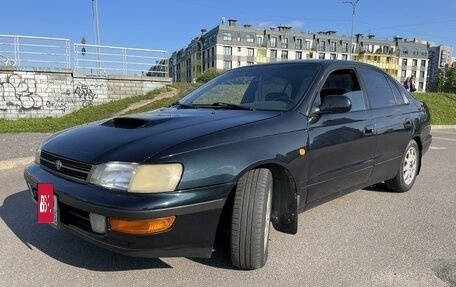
[0,156,34,171]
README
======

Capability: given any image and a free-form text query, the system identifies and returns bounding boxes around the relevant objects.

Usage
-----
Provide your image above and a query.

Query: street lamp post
[343,0,360,60]
[92,0,101,73]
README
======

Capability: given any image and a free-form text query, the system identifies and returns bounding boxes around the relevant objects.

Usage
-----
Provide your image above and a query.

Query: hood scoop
[103,117,150,129]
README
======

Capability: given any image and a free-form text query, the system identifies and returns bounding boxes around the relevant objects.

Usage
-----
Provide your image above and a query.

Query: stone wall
[0,67,171,119]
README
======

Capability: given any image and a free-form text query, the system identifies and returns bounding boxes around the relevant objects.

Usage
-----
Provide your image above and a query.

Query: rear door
[306,68,376,203]
[356,67,414,184]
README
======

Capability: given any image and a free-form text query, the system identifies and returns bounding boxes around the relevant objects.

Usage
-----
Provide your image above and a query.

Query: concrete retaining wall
[0,67,171,119]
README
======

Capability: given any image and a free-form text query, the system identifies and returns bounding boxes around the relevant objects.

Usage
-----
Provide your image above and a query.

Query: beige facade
[170,19,432,91]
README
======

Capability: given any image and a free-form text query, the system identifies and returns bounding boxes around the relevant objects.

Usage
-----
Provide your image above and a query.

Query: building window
[402,59,408,66]
[281,50,288,59]
[237,61,241,67]
[412,59,418,67]
[247,61,254,65]
[330,53,336,59]
[296,51,302,59]
[342,54,348,60]
[246,34,254,43]
[420,71,425,78]
[270,50,277,58]
[238,47,241,52]
[421,60,426,67]
[223,60,232,69]
[237,33,241,42]
[412,70,417,77]
[224,46,232,55]
[306,40,311,50]
[319,53,325,59]
[401,70,406,78]
[342,42,349,53]
[296,39,302,50]
[281,38,288,48]
[223,33,232,41]
[257,36,263,46]
[318,41,326,51]
[419,82,424,90]
[271,37,277,48]
[330,42,337,52]
[247,48,254,57]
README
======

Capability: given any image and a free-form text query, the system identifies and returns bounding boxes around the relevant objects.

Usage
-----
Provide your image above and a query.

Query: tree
[195,69,222,83]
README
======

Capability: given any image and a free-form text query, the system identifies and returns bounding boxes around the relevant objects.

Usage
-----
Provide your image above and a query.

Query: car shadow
[362,182,398,193]
[0,190,173,271]
[187,231,235,270]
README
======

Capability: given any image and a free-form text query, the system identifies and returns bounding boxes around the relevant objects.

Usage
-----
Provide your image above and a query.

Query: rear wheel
[386,139,419,192]
[230,168,273,270]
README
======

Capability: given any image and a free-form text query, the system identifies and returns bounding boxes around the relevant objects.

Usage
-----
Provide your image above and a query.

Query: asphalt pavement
[0,127,455,286]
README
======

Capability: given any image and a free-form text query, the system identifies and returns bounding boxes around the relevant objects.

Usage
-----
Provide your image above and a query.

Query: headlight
[90,162,183,193]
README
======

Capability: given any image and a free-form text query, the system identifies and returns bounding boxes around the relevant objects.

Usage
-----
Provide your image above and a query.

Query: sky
[1,0,455,56]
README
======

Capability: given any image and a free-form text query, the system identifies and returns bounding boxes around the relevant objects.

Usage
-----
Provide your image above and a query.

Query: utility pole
[92,0,101,73]
[343,0,360,60]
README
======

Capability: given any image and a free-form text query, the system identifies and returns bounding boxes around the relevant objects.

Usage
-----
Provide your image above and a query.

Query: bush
[195,69,222,83]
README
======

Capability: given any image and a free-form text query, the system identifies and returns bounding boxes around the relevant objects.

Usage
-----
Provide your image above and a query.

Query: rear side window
[358,68,399,109]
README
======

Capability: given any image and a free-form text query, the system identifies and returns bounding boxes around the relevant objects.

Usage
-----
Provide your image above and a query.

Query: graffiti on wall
[0,74,43,111]
[73,82,97,107]
[46,89,71,112]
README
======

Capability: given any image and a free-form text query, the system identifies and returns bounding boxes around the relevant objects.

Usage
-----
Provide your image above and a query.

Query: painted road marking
[433,137,456,142]
[430,147,447,150]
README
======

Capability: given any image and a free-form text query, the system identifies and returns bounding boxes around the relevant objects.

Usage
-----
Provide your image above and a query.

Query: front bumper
[24,163,232,258]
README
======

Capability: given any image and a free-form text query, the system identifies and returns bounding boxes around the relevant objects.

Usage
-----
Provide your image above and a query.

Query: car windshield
[178,63,320,111]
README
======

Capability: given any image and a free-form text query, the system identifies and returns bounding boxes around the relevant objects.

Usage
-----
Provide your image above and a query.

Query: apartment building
[427,45,453,87]
[170,19,431,91]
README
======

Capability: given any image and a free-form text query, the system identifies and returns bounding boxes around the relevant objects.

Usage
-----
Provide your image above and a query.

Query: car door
[306,68,376,203]
[356,67,414,184]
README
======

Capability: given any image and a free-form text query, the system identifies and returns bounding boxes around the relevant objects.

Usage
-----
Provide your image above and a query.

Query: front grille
[40,151,93,183]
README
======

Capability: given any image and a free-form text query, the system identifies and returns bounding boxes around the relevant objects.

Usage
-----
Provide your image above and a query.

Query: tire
[386,139,420,192]
[230,168,273,270]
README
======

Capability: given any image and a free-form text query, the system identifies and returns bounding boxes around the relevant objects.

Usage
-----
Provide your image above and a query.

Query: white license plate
[51,195,58,228]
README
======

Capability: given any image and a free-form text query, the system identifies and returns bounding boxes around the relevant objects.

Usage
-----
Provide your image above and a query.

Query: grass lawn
[412,92,456,125]
[0,87,454,133]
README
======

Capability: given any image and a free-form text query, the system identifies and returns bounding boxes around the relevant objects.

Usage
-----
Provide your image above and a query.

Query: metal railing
[74,44,169,77]
[0,34,170,77]
[0,34,70,69]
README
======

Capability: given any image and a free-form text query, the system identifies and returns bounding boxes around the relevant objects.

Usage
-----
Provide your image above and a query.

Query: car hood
[42,108,281,163]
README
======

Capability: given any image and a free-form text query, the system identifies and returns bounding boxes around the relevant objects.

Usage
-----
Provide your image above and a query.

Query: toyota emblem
[55,160,63,171]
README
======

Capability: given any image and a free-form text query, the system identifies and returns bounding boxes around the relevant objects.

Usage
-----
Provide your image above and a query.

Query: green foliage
[195,69,223,83]
[433,67,456,93]
[413,92,456,125]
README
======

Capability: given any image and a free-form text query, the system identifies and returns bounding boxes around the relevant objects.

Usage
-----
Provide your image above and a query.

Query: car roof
[234,59,385,72]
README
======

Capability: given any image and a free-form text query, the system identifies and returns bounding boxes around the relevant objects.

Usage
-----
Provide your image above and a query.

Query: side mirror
[319,95,352,114]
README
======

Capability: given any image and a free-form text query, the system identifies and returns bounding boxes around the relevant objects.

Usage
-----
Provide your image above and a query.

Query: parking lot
[0,128,455,287]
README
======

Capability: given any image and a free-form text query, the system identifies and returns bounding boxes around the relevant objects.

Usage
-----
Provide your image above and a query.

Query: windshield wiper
[170,102,197,109]
[198,102,252,110]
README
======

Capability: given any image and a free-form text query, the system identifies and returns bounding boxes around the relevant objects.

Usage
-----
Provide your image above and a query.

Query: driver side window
[316,69,366,112]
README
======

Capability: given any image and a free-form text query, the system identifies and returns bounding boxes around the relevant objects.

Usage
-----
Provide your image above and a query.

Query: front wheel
[230,168,273,270]
[386,139,420,192]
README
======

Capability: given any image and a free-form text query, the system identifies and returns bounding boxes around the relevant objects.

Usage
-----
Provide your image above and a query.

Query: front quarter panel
[152,113,310,192]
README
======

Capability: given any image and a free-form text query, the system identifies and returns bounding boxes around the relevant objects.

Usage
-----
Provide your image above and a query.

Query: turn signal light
[109,216,176,235]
